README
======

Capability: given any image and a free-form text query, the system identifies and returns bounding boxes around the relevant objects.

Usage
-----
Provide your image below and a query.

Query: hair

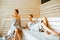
[29,14,33,18]
[15,9,19,14]
[41,20,43,23]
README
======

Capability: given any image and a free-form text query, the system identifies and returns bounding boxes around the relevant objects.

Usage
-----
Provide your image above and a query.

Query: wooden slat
[40,0,60,17]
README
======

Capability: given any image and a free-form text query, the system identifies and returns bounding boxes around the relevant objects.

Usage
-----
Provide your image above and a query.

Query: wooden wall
[40,0,60,17]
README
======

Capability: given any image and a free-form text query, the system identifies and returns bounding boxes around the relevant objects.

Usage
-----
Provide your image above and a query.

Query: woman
[11,9,22,40]
[26,14,35,30]
[41,17,60,36]
[26,14,40,31]
[2,9,22,40]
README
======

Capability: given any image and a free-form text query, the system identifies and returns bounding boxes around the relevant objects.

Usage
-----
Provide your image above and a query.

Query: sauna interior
[0,0,60,40]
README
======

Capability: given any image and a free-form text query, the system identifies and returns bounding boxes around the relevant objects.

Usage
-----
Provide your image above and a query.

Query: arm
[25,21,29,30]
[18,15,21,26]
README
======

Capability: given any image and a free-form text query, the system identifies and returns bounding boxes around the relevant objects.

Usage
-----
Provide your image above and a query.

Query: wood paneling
[41,0,60,17]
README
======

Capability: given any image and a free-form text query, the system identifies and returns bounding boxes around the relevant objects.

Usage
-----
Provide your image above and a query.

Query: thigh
[17,29,22,37]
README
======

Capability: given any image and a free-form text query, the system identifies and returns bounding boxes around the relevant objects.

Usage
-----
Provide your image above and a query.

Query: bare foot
[53,33,60,36]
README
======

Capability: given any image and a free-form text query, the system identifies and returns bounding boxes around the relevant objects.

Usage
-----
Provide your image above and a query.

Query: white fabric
[7,26,16,36]
[27,21,41,32]
[23,30,59,40]
[7,18,20,38]
[7,18,16,36]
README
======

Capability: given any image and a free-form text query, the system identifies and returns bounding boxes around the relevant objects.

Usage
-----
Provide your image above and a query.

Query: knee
[15,29,18,32]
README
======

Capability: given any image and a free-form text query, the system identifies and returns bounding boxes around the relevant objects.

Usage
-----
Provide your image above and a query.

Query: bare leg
[17,29,22,40]
[12,29,17,40]
[42,17,59,35]
[43,17,51,35]
[13,29,22,40]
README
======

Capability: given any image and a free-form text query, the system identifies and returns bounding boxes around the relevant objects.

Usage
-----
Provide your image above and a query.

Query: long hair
[15,9,19,14]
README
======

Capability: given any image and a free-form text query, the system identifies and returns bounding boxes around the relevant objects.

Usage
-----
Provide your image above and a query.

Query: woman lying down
[41,17,60,36]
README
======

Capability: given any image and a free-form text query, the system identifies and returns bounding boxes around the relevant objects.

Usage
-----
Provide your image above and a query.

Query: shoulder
[18,14,20,17]
[18,14,21,18]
